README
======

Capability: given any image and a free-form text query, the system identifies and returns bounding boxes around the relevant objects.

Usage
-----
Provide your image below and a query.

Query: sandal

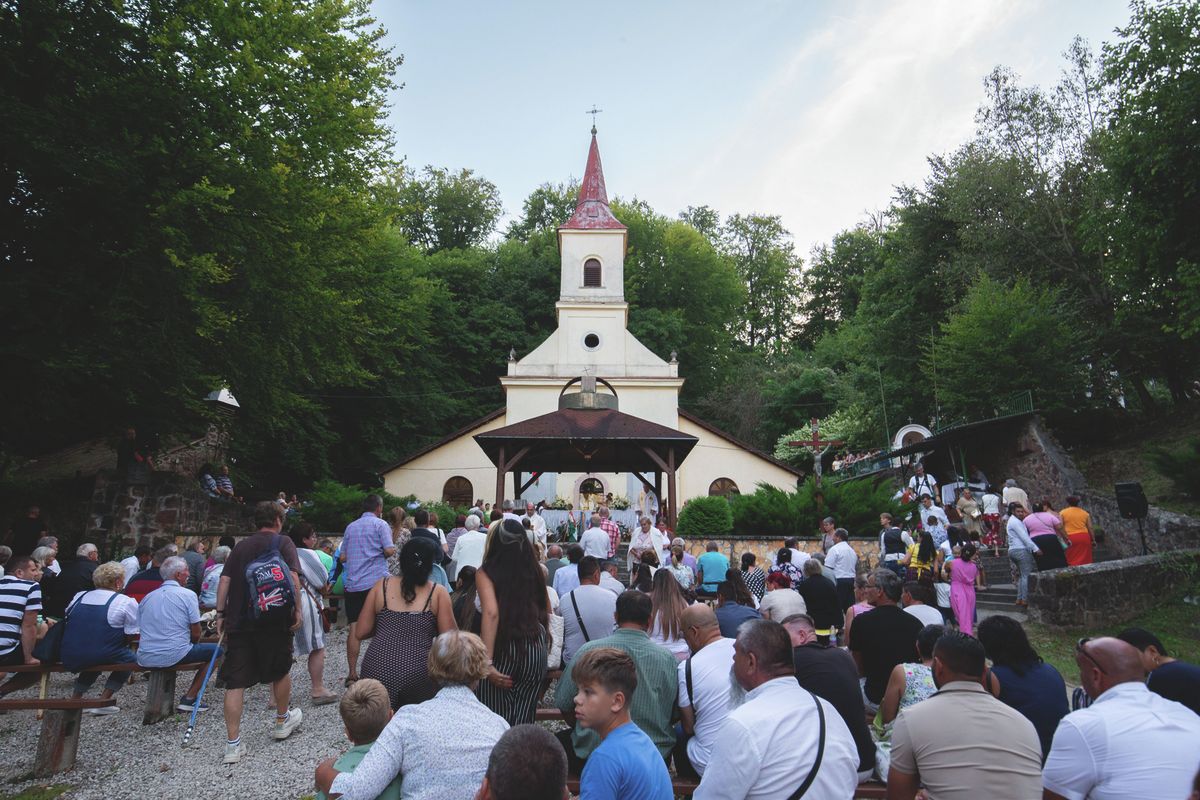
[344,676,357,688]
[311,694,339,706]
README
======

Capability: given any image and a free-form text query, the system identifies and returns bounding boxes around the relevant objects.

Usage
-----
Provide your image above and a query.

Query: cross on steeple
[586,105,602,134]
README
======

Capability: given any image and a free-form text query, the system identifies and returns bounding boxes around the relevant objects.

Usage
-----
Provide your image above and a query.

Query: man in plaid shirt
[598,506,621,559]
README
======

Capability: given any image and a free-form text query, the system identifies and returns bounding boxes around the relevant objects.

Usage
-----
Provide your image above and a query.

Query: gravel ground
[0,626,360,800]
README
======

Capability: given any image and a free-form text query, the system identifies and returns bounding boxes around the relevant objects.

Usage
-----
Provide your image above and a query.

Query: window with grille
[708,478,740,498]
[583,258,602,287]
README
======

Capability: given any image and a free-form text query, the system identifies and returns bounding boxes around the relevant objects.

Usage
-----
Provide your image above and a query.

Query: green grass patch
[1023,597,1200,680]
[1,785,71,800]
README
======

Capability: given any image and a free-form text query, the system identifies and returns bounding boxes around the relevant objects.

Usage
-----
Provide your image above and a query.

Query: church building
[381,131,800,520]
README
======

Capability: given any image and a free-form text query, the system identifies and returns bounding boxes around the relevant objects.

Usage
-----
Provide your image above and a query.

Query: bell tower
[556,129,627,303]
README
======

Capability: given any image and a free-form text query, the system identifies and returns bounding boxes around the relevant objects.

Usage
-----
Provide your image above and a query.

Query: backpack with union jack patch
[243,534,296,625]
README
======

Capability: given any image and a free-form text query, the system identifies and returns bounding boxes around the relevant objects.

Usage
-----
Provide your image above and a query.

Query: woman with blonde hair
[648,568,690,661]
[387,506,410,549]
[666,544,694,590]
[60,561,139,715]
[315,630,509,800]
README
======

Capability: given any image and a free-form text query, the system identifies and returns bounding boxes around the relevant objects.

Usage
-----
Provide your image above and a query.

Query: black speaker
[1114,482,1148,519]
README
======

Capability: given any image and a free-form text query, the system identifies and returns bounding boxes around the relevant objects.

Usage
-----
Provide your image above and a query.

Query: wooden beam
[641,445,670,474]
[518,471,542,496]
[494,445,506,508]
[666,446,678,528]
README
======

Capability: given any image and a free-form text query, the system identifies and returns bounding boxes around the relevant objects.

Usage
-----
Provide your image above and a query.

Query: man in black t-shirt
[215,501,303,764]
[849,568,923,714]
[784,613,876,779]
[7,507,47,558]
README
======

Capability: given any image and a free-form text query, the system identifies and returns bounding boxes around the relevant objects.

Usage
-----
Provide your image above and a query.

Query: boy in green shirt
[315,678,402,800]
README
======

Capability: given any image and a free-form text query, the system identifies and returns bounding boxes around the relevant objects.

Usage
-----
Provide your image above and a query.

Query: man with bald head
[674,604,735,778]
[1043,636,1200,800]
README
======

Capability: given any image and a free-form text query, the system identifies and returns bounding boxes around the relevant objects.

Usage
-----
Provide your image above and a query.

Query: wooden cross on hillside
[788,417,843,489]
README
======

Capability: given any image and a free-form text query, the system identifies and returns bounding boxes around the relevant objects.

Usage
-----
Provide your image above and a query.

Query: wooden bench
[535,707,888,798]
[0,697,116,777]
[1,660,208,725]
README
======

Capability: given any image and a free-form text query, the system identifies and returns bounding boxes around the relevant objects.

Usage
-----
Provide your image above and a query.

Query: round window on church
[583,333,601,351]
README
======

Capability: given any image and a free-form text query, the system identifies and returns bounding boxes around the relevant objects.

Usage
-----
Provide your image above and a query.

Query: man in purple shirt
[341,494,395,683]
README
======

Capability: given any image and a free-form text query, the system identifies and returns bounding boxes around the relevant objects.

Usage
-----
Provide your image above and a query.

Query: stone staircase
[975,551,1022,620]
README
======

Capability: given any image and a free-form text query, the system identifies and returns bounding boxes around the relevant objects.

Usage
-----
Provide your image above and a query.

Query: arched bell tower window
[583,258,602,287]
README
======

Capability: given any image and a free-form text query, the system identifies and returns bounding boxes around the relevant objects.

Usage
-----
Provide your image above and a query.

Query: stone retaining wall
[1028,550,1200,628]
[86,470,254,557]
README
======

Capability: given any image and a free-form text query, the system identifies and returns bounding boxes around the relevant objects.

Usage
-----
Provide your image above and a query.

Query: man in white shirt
[552,545,585,598]
[676,604,735,778]
[771,537,807,568]
[521,502,547,549]
[877,514,912,579]
[918,495,949,529]
[824,529,858,613]
[637,482,660,523]
[500,499,522,523]
[694,619,859,799]
[580,514,610,560]
[907,464,937,500]
[448,515,487,581]
[560,557,616,663]
[1043,637,1200,800]
[901,582,944,627]
[121,545,154,587]
[598,560,625,596]
[1002,478,1031,512]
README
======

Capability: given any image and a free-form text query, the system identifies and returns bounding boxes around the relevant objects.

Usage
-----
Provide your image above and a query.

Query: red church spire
[559,132,626,231]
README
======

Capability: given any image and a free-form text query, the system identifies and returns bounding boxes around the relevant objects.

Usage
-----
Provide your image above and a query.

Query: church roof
[678,409,804,477]
[474,406,696,473]
[559,133,627,232]
[379,407,506,474]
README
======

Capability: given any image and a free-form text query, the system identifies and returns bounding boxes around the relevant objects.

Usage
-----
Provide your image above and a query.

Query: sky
[372,0,1131,257]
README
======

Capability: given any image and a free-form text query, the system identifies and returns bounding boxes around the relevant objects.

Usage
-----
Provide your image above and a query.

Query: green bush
[1149,437,1200,499]
[729,478,904,538]
[676,495,733,539]
[298,480,414,533]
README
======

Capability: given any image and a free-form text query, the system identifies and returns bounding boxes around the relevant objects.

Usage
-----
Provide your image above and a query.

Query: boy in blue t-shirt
[572,647,674,800]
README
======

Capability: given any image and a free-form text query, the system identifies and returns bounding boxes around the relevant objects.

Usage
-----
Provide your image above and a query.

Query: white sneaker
[85,705,119,716]
[272,707,302,740]
[223,741,246,764]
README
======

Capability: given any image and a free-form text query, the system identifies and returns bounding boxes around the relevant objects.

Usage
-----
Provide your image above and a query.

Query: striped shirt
[0,575,42,656]
[555,627,679,759]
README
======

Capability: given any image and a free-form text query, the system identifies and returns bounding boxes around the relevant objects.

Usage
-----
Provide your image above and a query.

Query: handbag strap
[685,655,694,710]
[569,591,591,642]
[788,690,826,800]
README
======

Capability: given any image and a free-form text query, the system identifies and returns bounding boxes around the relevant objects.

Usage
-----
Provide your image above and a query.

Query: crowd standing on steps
[2,476,1197,800]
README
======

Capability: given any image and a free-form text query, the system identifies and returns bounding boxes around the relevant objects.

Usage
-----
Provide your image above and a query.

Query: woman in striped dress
[474,519,549,725]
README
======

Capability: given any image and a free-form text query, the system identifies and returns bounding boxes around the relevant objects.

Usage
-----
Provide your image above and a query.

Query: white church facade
[381,132,800,515]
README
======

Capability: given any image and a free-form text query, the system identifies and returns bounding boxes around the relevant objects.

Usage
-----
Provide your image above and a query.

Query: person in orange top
[1059,496,1095,566]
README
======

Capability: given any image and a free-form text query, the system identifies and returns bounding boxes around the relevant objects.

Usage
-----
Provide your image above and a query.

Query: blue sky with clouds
[372,0,1131,256]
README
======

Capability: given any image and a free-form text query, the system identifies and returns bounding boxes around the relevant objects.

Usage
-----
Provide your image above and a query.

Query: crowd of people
[2,479,1199,799]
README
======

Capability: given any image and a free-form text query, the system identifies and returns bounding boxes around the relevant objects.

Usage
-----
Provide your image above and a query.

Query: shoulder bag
[788,690,827,800]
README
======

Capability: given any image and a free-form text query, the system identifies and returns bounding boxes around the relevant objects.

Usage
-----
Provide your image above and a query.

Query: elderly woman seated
[61,560,140,715]
[315,630,511,800]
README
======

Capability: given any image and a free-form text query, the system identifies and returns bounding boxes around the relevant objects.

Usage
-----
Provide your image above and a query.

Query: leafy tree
[797,227,883,347]
[926,276,1090,420]
[1099,0,1200,396]
[378,164,502,252]
[0,0,402,485]
[721,214,803,352]
[505,181,578,241]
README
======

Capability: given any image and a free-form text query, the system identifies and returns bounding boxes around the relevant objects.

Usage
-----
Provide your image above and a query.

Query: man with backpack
[215,501,303,764]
